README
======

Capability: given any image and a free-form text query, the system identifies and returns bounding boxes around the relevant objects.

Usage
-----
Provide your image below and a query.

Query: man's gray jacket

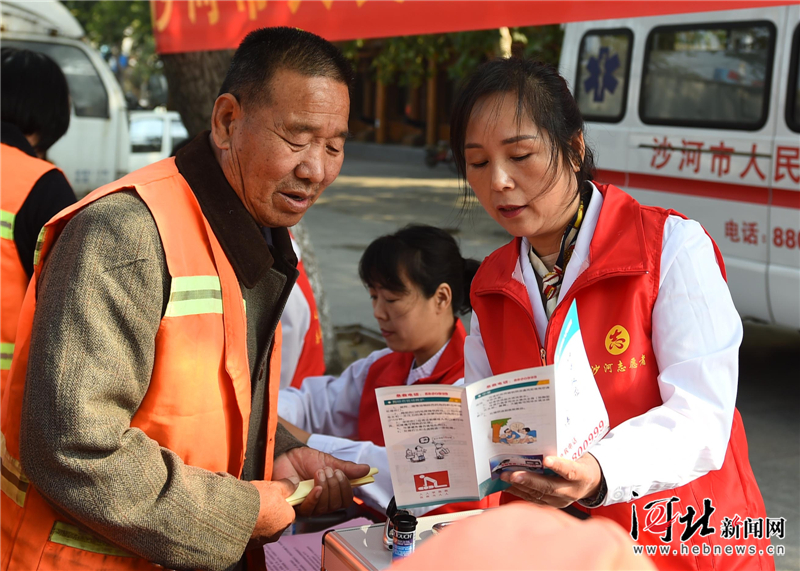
[19,133,305,571]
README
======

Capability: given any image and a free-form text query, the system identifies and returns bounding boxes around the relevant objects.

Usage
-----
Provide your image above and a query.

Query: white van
[1,0,129,196]
[560,5,800,329]
[128,109,189,172]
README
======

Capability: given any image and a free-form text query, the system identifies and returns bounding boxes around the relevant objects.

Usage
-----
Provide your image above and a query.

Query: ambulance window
[640,21,775,130]
[2,40,109,119]
[787,24,800,133]
[575,29,633,123]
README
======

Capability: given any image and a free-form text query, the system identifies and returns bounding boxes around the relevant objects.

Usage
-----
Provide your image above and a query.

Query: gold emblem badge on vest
[589,325,648,376]
[605,325,630,355]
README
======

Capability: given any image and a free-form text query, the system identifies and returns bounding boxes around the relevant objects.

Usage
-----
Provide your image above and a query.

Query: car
[2,0,130,197]
[128,109,189,172]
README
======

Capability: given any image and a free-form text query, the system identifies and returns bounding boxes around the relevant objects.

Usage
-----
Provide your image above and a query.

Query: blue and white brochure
[376,299,609,510]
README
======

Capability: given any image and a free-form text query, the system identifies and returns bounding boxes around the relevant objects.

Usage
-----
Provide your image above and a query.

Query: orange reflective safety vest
[0,144,59,395]
[470,184,772,571]
[357,320,501,516]
[289,257,326,387]
[1,158,282,571]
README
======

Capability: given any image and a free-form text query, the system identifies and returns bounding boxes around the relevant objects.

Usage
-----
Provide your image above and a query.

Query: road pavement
[303,145,800,568]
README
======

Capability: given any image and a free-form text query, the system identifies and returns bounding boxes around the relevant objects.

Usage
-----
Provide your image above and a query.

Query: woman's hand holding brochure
[500,453,603,508]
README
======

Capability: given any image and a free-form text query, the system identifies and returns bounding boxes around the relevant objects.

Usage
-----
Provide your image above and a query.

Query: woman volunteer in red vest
[449,58,772,571]
[279,225,499,516]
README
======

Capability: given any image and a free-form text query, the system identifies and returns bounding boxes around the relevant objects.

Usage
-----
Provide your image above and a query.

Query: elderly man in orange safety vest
[1,27,369,571]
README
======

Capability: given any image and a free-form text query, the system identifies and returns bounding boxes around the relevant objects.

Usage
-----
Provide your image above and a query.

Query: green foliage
[61,0,159,87]
[445,29,502,81]
[517,25,564,65]
[340,39,365,68]
[363,26,563,86]
[372,35,451,87]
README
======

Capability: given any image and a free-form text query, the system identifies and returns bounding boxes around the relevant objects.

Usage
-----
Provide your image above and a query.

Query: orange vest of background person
[289,256,326,387]
[0,144,59,396]
[1,158,282,571]
[357,320,501,516]
[470,184,772,571]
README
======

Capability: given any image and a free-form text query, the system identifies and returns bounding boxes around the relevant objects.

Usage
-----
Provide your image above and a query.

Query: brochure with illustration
[376,300,609,509]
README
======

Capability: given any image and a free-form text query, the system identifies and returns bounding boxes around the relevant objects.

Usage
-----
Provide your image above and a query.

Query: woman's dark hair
[219,26,354,110]
[1,47,70,155]
[359,225,479,316]
[450,58,595,202]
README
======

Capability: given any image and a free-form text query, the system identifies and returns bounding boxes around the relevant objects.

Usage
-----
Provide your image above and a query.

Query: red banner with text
[151,0,795,55]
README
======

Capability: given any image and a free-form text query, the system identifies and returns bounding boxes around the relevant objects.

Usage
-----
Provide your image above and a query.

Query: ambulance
[560,5,800,329]
[1,0,129,196]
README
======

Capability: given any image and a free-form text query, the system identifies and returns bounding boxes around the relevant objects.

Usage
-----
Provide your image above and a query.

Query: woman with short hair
[279,224,501,516]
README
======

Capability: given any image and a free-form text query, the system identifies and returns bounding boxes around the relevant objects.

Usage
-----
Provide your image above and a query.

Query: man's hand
[248,477,299,547]
[272,447,370,518]
[500,453,603,509]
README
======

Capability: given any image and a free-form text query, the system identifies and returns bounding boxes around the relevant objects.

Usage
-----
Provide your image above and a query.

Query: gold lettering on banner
[188,0,220,25]
[152,0,174,32]
[236,0,267,20]
[356,0,404,6]
[227,0,409,18]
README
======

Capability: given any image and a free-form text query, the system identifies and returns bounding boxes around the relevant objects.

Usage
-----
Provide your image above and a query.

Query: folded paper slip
[286,468,379,506]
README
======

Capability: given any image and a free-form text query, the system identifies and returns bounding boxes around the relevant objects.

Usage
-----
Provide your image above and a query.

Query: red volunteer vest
[289,258,326,387]
[470,184,772,571]
[1,159,281,571]
[0,144,58,394]
[357,320,500,515]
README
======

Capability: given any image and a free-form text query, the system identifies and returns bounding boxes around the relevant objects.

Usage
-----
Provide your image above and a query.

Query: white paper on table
[262,517,374,571]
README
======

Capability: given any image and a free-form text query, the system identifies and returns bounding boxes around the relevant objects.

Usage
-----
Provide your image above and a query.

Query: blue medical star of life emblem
[584,47,620,102]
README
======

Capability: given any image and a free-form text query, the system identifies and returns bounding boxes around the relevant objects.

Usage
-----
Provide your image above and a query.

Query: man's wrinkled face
[225,69,350,228]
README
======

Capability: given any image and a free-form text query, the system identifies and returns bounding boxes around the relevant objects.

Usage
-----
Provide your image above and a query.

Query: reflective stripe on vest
[164,275,223,317]
[33,226,47,268]
[0,211,14,241]
[1,432,28,507]
[48,521,134,558]
[0,343,13,371]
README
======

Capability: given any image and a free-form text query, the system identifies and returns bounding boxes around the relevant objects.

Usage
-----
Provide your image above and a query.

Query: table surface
[323,509,484,571]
